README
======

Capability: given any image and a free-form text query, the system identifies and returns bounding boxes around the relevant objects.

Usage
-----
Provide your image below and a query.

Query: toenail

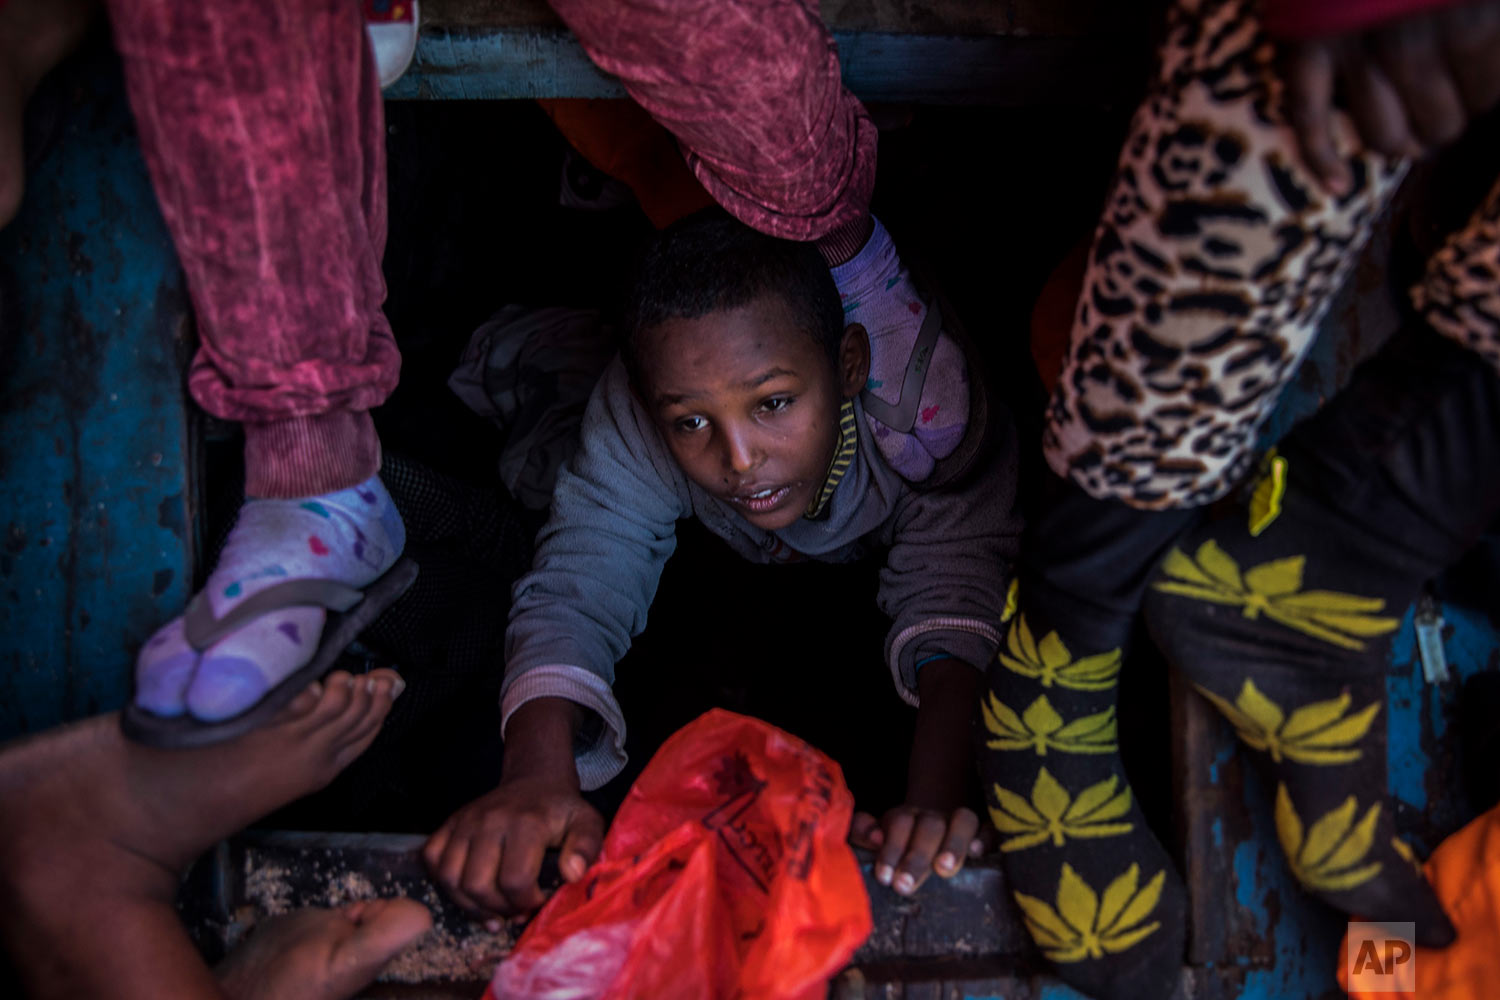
[366,676,379,694]
[391,677,406,699]
[485,919,502,933]
[308,681,323,698]
[895,873,915,894]
[936,852,955,872]
[344,675,357,689]
[875,864,892,885]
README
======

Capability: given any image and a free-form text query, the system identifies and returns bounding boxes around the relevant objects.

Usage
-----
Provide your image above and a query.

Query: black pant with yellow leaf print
[983,0,1500,988]
[982,485,1198,1000]
[983,325,1500,999]
[1145,325,1500,947]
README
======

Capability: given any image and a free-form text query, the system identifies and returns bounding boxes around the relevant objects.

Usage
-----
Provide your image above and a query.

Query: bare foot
[218,898,434,1000]
[0,670,406,1000]
[0,668,406,882]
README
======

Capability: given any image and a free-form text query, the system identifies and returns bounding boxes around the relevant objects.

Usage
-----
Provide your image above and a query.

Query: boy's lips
[727,484,794,514]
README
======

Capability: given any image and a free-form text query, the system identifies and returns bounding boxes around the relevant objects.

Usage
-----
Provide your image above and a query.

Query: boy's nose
[722,427,761,475]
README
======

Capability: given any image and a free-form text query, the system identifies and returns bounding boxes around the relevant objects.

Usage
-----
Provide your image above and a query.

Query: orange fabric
[1339,802,1500,998]
[1029,238,1090,397]
[538,98,714,230]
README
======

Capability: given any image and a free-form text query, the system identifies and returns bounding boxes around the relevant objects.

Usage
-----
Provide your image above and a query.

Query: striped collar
[804,400,858,520]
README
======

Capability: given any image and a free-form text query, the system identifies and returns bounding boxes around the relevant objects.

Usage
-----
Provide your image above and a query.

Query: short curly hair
[621,208,845,386]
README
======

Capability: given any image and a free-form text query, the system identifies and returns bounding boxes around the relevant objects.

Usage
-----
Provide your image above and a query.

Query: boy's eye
[674,415,708,434]
[760,396,794,414]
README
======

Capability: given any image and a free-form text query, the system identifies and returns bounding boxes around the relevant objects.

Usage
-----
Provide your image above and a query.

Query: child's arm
[427,359,691,916]
[877,418,1023,708]
[502,357,692,785]
[851,656,986,895]
[864,414,1025,892]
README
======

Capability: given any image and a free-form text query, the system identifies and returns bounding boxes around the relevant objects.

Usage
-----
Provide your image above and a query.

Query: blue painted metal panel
[0,43,197,737]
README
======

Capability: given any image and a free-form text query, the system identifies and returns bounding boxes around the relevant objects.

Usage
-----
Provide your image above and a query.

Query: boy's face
[637,293,868,532]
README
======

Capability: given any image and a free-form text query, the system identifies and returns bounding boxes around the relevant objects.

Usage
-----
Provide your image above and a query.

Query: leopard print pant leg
[1043,0,1407,509]
[1413,177,1500,374]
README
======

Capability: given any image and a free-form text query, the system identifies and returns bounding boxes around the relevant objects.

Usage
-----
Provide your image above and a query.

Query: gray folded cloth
[448,305,615,510]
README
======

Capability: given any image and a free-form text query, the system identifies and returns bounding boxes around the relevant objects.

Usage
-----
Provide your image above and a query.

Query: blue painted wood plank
[1195,220,1500,996]
[1182,601,1500,1000]
[834,32,1142,106]
[385,26,624,100]
[386,27,1144,105]
[1387,598,1495,848]
[0,42,198,737]
[1233,209,1488,992]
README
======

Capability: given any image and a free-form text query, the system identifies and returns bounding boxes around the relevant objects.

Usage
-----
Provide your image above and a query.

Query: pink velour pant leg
[548,0,876,241]
[104,0,397,497]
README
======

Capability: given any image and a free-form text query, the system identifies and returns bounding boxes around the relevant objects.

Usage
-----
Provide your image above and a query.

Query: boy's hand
[850,805,984,896]
[423,697,603,918]
[424,775,604,918]
[851,655,987,895]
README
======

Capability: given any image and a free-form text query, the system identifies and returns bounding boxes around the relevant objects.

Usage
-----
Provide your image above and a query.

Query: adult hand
[850,804,984,896]
[1282,1,1500,194]
[423,774,605,919]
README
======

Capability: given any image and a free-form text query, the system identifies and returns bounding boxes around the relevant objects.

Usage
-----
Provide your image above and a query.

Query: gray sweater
[503,357,1023,789]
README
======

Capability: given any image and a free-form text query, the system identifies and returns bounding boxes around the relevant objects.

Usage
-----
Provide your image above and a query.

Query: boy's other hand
[850,805,984,896]
[856,655,988,895]
[423,776,604,918]
[1281,1,1500,195]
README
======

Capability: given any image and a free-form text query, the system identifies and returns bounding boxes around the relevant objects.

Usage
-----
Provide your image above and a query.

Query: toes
[185,607,325,721]
[311,671,356,719]
[363,669,403,703]
[280,680,325,720]
[269,671,354,744]
[361,670,404,721]
[185,655,272,721]
[332,898,432,983]
[257,670,399,784]
[218,899,431,1000]
[330,671,402,766]
[332,672,373,738]
[304,672,372,749]
[134,619,197,717]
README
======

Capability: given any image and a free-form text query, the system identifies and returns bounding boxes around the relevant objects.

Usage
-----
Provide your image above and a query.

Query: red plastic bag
[487,709,872,1000]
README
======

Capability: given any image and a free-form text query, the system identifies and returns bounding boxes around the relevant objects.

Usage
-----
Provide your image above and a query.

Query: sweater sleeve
[501,358,691,789]
[878,415,1024,705]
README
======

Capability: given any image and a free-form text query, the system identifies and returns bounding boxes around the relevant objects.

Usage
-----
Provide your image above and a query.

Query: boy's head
[623,210,869,530]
